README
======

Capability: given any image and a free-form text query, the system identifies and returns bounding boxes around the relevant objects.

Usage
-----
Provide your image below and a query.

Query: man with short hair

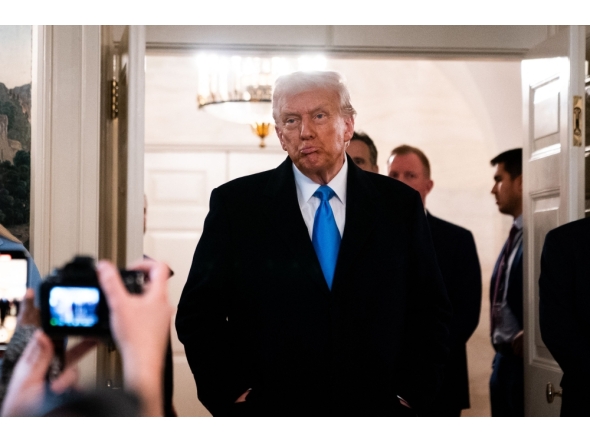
[489,148,524,416]
[347,131,379,173]
[176,71,451,417]
[388,145,482,416]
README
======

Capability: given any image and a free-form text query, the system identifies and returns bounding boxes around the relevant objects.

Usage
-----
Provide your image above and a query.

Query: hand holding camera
[40,256,145,337]
[2,257,172,417]
[96,259,172,417]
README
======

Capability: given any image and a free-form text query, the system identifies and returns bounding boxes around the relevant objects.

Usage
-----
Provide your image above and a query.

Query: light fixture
[196,53,327,148]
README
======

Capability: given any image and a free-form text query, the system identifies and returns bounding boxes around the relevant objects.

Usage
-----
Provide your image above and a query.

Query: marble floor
[463,296,494,417]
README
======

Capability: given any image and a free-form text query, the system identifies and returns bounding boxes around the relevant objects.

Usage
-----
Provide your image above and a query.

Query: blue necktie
[312,185,341,289]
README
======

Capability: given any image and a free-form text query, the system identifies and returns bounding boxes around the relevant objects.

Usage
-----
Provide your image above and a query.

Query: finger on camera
[50,366,79,394]
[64,339,98,367]
[17,289,41,327]
[21,331,54,377]
[129,259,168,285]
[128,260,168,299]
[96,260,128,306]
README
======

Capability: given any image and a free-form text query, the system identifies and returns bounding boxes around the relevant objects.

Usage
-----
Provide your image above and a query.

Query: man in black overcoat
[540,217,590,416]
[176,71,451,416]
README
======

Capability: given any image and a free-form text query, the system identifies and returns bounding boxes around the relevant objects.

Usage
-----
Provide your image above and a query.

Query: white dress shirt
[292,156,347,239]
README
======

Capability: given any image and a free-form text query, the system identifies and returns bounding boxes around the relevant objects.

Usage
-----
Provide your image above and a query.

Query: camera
[40,256,145,337]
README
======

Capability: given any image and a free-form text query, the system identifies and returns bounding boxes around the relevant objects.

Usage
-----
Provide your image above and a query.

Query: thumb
[96,261,127,311]
[19,330,55,380]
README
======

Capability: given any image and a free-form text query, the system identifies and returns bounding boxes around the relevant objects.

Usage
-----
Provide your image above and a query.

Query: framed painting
[0,25,32,345]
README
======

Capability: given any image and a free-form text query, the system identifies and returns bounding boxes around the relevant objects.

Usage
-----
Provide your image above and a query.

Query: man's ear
[515,175,523,193]
[426,179,434,196]
[343,116,355,142]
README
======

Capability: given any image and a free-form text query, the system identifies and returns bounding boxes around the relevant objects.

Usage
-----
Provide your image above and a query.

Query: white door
[144,151,226,417]
[522,25,586,416]
[144,149,286,416]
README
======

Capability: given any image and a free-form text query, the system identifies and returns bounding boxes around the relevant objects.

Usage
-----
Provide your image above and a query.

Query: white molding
[79,26,101,258]
[31,25,52,276]
[125,26,146,266]
[30,25,102,389]
[141,25,550,60]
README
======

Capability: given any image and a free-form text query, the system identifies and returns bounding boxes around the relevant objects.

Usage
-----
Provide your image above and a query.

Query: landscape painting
[0,26,32,249]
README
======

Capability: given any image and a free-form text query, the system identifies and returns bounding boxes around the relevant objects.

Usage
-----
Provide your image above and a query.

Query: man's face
[388,153,433,205]
[491,163,522,217]
[347,139,378,173]
[275,88,354,184]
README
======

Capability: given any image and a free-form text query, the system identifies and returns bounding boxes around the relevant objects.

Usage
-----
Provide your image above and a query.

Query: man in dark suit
[346,131,379,173]
[539,217,590,416]
[176,71,451,417]
[489,148,524,416]
[388,145,482,416]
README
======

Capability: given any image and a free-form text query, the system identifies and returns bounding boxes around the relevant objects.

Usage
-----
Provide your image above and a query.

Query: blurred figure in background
[488,148,524,417]
[346,131,379,173]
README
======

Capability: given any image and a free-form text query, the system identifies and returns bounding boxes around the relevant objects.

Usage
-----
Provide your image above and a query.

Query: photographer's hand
[16,289,40,327]
[97,259,172,417]
[1,330,96,417]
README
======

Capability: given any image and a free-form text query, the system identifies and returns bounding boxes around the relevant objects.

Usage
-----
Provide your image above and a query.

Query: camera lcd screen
[48,286,100,328]
[0,253,28,301]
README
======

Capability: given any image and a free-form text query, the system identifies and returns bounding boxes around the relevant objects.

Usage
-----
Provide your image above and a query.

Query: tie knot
[314,185,335,202]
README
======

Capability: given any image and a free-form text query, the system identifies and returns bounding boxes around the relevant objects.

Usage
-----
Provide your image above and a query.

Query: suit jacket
[490,231,523,331]
[539,217,590,416]
[176,156,451,416]
[426,213,481,412]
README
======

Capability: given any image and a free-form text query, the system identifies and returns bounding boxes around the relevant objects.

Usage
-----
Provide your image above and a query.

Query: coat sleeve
[448,231,482,345]
[396,194,452,413]
[175,188,249,416]
[539,228,590,383]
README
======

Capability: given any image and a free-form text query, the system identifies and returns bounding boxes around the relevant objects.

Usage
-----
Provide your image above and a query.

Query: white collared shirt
[292,156,347,239]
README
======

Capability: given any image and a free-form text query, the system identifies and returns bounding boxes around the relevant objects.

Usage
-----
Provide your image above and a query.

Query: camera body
[40,256,144,337]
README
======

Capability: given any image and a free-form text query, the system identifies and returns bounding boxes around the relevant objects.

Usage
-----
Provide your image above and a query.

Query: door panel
[522,25,585,416]
[144,151,227,416]
[228,151,287,180]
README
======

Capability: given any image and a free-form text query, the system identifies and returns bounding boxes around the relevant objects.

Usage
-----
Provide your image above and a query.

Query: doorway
[144,53,523,416]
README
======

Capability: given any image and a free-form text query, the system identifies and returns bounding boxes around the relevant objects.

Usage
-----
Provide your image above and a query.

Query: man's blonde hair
[272,71,356,123]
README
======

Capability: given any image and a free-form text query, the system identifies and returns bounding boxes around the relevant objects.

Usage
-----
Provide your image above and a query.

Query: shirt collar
[514,214,523,230]
[293,155,348,205]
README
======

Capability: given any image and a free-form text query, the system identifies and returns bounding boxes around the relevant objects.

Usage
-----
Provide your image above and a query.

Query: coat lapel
[332,158,378,291]
[262,156,330,295]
